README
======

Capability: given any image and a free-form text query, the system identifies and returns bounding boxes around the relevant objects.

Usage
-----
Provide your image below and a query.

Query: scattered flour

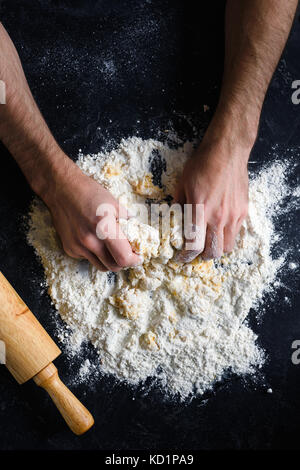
[289,262,298,270]
[27,137,298,399]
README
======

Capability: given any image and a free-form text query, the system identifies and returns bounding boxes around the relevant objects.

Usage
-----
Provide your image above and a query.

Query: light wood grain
[0,272,60,383]
[34,363,94,435]
[0,272,94,434]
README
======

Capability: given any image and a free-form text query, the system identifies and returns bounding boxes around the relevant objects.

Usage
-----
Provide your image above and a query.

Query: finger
[84,235,123,272]
[95,245,123,272]
[95,201,132,227]
[75,245,108,271]
[61,244,82,260]
[173,183,185,205]
[174,247,203,264]
[83,250,108,272]
[223,223,236,253]
[185,202,205,250]
[173,202,205,263]
[224,214,247,254]
[96,217,142,268]
[173,223,206,263]
[202,224,224,260]
[105,222,143,268]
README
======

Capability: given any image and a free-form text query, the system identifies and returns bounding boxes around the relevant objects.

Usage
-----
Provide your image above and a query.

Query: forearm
[0,23,71,198]
[205,0,298,154]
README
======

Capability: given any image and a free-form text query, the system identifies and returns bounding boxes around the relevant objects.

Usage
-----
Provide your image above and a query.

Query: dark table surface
[0,0,299,451]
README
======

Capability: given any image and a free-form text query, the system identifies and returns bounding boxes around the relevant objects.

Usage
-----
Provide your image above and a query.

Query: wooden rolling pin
[0,272,94,435]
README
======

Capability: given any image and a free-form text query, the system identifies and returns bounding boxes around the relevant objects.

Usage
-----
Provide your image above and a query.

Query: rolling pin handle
[33,363,94,435]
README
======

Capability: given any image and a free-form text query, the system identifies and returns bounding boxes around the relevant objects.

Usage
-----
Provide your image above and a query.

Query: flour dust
[27,137,299,400]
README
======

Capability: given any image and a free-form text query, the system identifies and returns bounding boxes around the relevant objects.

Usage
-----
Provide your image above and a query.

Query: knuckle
[79,232,93,247]
[226,212,236,226]
[226,220,236,232]
[241,207,248,219]
[63,246,79,258]
[212,210,225,226]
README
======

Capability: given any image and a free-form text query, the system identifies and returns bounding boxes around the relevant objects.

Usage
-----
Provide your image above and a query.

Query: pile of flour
[28,137,296,399]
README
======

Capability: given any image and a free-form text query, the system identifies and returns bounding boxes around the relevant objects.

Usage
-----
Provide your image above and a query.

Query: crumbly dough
[28,137,291,398]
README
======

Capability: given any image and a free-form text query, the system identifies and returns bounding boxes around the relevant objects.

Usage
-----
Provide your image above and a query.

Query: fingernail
[173,251,184,262]
[174,250,199,264]
[211,249,223,259]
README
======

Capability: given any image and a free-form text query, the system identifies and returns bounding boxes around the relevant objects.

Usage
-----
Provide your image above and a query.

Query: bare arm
[0,23,142,271]
[208,0,297,149]
[176,0,298,262]
[0,23,67,196]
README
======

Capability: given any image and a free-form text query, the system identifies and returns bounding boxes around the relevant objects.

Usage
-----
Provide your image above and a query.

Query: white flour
[28,137,297,399]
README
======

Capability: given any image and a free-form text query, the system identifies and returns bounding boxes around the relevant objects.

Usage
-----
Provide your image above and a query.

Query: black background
[0,0,299,451]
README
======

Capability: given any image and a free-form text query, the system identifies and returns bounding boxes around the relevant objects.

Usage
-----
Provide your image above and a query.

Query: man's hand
[0,0,297,270]
[42,159,142,272]
[0,23,142,272]
[175,0,297,263]
[174,138,249,261]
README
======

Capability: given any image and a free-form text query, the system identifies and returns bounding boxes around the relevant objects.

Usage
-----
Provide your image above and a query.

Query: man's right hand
[41,158,143,272]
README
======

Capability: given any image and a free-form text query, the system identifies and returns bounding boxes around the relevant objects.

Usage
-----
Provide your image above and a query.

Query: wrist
[203,103,259,160]
[25,148,75,204]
